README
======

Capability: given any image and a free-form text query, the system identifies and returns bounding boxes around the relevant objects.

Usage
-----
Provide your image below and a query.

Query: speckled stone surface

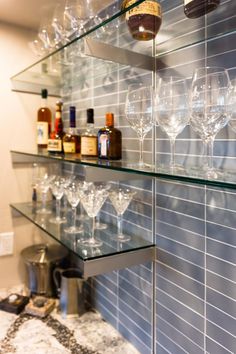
[0,286,140,354]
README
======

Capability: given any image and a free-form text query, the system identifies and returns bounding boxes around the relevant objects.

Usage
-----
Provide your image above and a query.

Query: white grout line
[207,269,236,285]
[206,301,236,321]
[207,318,236,339]
[156,232,205,254]
[205,335,234,354]
[157,247,205,270]
[157,328,190,354]
[156,205,205,222]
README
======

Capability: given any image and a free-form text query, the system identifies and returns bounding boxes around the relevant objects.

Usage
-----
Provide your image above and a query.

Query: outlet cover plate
[0,232,14,256]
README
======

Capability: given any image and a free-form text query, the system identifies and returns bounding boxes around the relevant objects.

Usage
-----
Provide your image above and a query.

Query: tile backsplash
[62,0,236,353]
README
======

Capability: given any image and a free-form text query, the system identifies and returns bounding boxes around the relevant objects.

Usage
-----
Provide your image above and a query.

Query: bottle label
[63,142,76,153]
[37,122,48,145]
[81,137,98,156]
[125,0,161,19]
[100,134,108,157]
[47,139,62,152]
[184,0,192,4]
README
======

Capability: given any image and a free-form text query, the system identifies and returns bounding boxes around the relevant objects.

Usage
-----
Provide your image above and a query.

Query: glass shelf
[10,202,155,277]
[11,150,236,191]
[11,0,236,96]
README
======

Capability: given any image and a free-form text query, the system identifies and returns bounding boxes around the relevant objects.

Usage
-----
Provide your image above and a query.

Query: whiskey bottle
[48,101,64,154]
[63,106,80,154]
[98,113,122,160]
[184,0,220,18]
[81,108,98,158]
[37,89,52,149]
[122,0,162,41]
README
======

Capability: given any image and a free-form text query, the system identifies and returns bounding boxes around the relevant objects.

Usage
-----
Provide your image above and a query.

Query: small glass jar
[122,0,162,41]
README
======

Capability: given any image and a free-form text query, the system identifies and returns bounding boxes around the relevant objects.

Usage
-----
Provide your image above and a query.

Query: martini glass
[80,185,109,248]
[36,174,55,215]
[109,188,136,242]
[95,183,111,230]
[49,178,67,224]
[64,182,84,234]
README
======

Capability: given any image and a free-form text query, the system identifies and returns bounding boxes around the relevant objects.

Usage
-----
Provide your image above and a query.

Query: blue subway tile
[206,302,236,337]
[206,320,236,353]
[207,255,236,283]
[206,271,236,300]
[207,238,236,264]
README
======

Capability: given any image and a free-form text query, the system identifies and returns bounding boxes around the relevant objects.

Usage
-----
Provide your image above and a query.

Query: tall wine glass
[64,0,95,35]
[228,79,236,133]
[109,188,136,242]
[156,76,190,171]
[49,178,66,224]
[125,84,155,169]
[64,182,83,234]
[80,185,109,248]
[190,67,232,178]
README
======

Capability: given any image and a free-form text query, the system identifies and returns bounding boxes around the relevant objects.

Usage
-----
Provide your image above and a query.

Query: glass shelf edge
[10,150,236,191]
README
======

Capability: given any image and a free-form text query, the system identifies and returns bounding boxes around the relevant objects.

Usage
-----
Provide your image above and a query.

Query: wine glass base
[64,226,84,234]
[127,162,154,170]
[95,222,108,230]
[82,238,103,248]
[188,165,225,180]
[49,217,67,224]
[112,234,131,243]
[36,208,52,215]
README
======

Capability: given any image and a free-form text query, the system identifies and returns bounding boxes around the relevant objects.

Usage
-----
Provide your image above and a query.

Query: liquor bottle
[63,106,80,154]
[80,108,98,158]
[47,101,64,154]
[37,89,52,149]
[122,0,162,41]
[184,0,220,18]
[98,113,122,160]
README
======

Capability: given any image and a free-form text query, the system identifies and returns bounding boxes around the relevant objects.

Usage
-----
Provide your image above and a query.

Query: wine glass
[228,79,236,133]
[64,0,95,36]
[49,178,67,224]
[190,67,232,178]
[36,174,55,214]
[64,182,83,234]
[109,188,136,242]
[156,76,190,171]
[80,185,109,248]
[125,83,155,169]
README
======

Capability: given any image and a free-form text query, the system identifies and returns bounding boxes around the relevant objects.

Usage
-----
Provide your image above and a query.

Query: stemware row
[125,67,234,178]
[34,174,136,249]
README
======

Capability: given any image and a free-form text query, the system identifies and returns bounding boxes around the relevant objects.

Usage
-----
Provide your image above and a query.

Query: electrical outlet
[0,232,14,256]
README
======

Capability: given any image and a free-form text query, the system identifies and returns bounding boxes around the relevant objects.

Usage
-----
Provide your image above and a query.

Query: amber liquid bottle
[98,113,122,160]
[63,106,80,154]
[184,0,220,18]
[81,108,98,158]
[48,101,64,154]
[37,89,52,149]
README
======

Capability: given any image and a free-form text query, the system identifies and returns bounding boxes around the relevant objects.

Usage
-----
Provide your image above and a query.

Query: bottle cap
[105,112,114,127]
[87,108,94,124]
[41,89,48,99]
[70,106,76,128]
[56,101,63,111]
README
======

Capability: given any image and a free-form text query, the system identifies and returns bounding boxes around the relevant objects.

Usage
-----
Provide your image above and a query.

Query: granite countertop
[0,286,139,354]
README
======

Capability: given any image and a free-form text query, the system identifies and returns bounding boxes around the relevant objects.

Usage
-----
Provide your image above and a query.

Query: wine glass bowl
[36,174,55,215]
[109,188,136,242]
[125,83,155,169]
[156,76,190,171]
[190,67,232,178]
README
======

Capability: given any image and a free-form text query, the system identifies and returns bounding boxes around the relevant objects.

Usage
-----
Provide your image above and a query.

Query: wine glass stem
[72,207,77,229]
[117,214,123,237]
[170,139,176,168]
[91,217,95,242]
[56,198,61,220]
[139,138,144,166]
[207,139,214,170]
[42,192,47,210]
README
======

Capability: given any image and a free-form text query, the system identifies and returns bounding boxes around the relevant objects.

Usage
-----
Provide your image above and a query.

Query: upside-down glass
[80,185,109,248]
[64,182,83,234]
[109,188,136,242]
[228,79,236,133]
[49,179,66,224]
[125,84,155,168]
[156,76,190,171]
[190,67,232,178]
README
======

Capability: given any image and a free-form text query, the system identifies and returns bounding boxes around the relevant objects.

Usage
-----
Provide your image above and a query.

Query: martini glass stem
[170,138,176,168]
[56,198,61,221]
[139,138,144,166]
[41,192,47,211]
[117,214,123,238]
[72,206,77,230]
[90,216,96,243]
[207,139,214,171]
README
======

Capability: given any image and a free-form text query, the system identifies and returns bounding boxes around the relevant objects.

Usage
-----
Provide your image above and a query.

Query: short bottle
[80,108,98,158]
[184,0,220,18]
[122,0,162,41]
[37,89,52,149]
[63,106,80,154]
[98,113,122,160]
[47,101,64,154]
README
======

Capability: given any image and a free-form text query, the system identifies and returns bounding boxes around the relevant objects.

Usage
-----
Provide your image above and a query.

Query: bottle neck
[106,115,114,127]
[41,97,47,107]
[55,111,63,134]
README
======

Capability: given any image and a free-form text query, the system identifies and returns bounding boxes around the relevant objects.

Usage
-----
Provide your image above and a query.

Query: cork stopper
[105,112,114,127]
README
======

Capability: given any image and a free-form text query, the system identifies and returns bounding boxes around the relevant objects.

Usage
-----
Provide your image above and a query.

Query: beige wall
[0,22,56,289]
